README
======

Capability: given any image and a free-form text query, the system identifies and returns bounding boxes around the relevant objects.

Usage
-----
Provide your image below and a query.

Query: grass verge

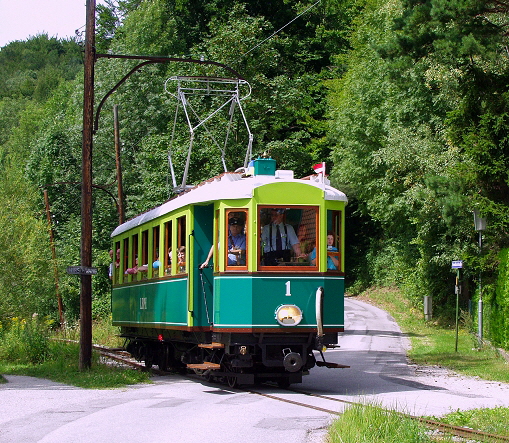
[0,342,150,389]
[0,317,150,389]
[355,286,509,383]
[329,402,455,443]
[0,340,150,389]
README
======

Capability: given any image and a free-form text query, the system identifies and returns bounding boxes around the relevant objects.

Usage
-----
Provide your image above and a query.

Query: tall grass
[328,402,453,443]
[53,316,124,348]
[0,316,53,364]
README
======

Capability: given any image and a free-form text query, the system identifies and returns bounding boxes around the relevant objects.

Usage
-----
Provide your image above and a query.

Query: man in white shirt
[261,209,304,265]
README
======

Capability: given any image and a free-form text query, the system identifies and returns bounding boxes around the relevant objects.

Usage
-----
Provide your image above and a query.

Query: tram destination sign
[66,266,98,276]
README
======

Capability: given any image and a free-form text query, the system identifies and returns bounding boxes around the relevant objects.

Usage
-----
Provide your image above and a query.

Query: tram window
[259,207,318,269]
[132,234,138,273]
[177,216,186,274]
[113,241,120,283]
[122,237,129,282]
[225,210,247,269]
[125,234,139,279]
[139,230,149,279]
[152,225,160,278]
[326,210,341,271]
[164,221,172,275]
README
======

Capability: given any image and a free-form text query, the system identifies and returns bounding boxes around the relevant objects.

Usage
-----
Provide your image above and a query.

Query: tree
[0,159,53,322]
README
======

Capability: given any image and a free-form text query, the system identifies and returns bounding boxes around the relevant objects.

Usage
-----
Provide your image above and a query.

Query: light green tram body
[111,170,347,334]
[213,275,344,330]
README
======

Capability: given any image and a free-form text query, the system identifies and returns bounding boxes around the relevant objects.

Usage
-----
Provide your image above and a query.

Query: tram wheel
[224,363,239,388]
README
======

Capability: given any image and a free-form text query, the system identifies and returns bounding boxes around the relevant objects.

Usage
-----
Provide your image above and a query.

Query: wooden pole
[80,0,96,370]
[113,105,124,224]
[43,189,64,326]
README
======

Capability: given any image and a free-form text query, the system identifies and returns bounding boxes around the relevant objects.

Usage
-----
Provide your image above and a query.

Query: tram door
[192,204,214,327]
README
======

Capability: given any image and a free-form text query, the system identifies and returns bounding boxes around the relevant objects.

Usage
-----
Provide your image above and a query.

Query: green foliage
[0,316,53,364]
[328,0,509,324]
[488,248,509,348]
[0,1,359,326]
[0,162,54,322]
[95,0,122,53]
[0,97,29,145]
[0,35,82,101]
[0,318,144,387]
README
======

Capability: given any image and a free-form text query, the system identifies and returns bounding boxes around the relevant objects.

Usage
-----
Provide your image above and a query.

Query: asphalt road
[2,297,509,443]
[302,297,509,416]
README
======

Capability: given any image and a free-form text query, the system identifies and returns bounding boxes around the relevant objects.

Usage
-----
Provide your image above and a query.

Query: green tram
[111,157,348,387]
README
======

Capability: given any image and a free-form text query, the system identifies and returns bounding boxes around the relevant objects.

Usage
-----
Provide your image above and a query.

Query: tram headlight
[275,304,303,326]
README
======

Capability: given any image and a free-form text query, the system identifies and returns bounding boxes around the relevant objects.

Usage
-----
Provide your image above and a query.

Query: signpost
[451,260,463,269]
[67,266,98,276]
[452,260,463,352]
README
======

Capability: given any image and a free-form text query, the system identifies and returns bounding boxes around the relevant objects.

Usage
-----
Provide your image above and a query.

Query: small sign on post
[451,260,463,352]
[67,266,98,276]
[451,260,463,269]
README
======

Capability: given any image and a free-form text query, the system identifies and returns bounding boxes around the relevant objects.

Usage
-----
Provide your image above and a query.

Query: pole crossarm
[93,53,244,133]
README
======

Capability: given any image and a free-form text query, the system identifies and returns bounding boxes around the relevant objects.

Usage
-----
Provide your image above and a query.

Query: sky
[0,0,105,48]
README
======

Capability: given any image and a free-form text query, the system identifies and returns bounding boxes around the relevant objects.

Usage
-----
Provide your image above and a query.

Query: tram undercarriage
[121,327,341,387]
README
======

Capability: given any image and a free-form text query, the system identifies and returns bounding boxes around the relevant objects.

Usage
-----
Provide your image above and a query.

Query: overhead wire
[234,0,322,63]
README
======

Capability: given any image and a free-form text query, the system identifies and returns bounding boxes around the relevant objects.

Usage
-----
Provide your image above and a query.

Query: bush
[489,248,509,349]
[0,315,52,364]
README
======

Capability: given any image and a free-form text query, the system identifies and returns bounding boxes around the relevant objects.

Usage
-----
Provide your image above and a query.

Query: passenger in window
[309,231,339,270]
[261,209,305,265]
[177,246,186,273]
[109,250,114,279]
[227,217,246,266]
[152,251,161,271]
[165,248,172,275]
[200,217,247,268]
[125,256,139,274]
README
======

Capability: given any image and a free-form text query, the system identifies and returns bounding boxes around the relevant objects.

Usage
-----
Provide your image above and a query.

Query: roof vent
[253,157,276,176]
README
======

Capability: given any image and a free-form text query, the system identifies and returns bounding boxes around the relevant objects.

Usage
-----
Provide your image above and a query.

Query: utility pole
[80,0,96,370]
[473,210,486,348]
[44,189,64,326]
[113,105,125,225]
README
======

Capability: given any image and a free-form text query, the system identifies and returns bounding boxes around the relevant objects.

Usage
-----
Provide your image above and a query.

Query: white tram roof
[111,170,348,237]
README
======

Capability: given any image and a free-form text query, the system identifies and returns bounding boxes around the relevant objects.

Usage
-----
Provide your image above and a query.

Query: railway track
[97,346,509,443]
[280,387,509,443]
